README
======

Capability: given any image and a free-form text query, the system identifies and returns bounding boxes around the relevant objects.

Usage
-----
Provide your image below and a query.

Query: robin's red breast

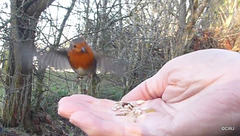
[67,37,96,76]
[38,37,125,77]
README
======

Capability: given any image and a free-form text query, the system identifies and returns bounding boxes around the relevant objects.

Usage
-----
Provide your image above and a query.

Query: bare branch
[25,0,55,17]
[54,0,77,47]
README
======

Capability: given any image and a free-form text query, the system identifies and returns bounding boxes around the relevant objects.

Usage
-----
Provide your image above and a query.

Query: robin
[38,37,124,77]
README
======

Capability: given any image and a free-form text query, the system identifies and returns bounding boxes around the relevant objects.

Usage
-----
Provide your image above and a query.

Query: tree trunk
[174,0,209,57]
[34,0,76,112]
[2,0,54,130]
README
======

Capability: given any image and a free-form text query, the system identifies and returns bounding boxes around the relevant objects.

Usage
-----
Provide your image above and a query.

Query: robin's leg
[77,75,84,79]
[89,73,100,96]
[76,75,88,94]
[85,74,92,95]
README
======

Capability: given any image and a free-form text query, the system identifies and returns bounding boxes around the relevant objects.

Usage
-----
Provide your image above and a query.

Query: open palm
[58,49,240,136]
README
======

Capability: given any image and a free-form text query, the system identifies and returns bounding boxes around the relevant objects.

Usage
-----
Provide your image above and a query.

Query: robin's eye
[73,45,76,48]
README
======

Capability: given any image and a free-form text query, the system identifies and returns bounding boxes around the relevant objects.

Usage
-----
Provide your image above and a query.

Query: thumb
[121,69,167,101]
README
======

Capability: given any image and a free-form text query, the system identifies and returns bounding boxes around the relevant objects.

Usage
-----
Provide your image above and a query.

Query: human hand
[58,49,240,136]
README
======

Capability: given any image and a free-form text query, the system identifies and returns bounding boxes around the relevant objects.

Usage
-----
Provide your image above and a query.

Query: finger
[58,94,97,106]
[58,95,116,119]
[58,95,98,119]
[122,69,167,101]
[59,94,115,108]
[59,95,115,111]
[70,111,148,136]
[58,101,86,119]
[58,101,115,121]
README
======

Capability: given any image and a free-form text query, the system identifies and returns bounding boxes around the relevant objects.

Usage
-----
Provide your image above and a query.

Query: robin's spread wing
[38,49,72,70]
[93,51,127,75]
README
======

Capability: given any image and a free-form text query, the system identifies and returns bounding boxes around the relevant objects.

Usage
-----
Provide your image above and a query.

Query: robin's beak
[81,47,86,53]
